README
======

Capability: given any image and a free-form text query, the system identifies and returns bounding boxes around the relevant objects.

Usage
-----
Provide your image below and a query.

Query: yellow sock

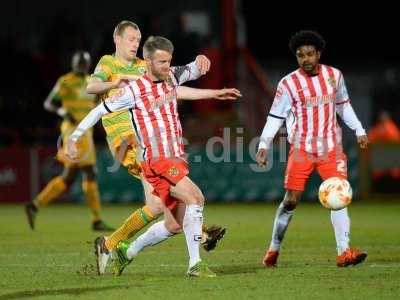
[105,205,155,251]
[82,180,101,222]
[34,176,67,207]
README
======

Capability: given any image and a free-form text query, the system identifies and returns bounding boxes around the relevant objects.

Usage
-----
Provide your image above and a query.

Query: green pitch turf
[0,202,399,300]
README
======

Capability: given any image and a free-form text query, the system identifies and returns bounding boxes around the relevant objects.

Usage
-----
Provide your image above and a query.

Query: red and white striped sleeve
[69,83,138,142]
[170,61,201,85]
[335,72,366,136]
[258,80,292,150]
[102,84,137,112]
[335,71,350,105]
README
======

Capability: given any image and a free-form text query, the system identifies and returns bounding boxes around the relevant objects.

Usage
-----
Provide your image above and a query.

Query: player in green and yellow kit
[25,51,114,231]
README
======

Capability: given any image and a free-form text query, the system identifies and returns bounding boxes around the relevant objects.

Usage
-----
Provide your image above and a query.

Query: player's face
[116,27,141,61]
[148,50,172,81]
[296,45,320,75]
[72,52,91,75]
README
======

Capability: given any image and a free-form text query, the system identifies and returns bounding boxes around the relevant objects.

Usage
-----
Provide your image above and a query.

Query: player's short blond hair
[143,36,174,59]
[113,20,139,38]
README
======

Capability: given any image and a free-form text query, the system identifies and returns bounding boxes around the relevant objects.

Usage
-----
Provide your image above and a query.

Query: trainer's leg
[104,177,160,251]
[141,176,165,217]
[126,204,182,259]
[171,177,204,268]
[268,190,301,252]
[331,207,350,255]
[25,168,77,229]
[81,166,102,223]
[33,167,77,207]
[317,150,351,255]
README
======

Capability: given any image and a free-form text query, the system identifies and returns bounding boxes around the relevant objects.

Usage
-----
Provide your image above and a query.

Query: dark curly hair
[289,30,326,55]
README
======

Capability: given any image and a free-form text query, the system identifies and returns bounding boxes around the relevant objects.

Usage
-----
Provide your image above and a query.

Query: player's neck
[301,64,320,77]
[146,71,162,82]
[114,50,132,66]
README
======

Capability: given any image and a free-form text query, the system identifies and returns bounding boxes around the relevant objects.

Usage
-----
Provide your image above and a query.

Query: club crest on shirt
[137,66,147,74]
[328,76,337,90]
[168,166,179,177]
[166,75,174,87]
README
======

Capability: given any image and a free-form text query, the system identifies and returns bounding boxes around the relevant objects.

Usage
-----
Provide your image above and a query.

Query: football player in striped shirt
[87,20,226,274]
[256,30,369,268]
[66,36,241,277]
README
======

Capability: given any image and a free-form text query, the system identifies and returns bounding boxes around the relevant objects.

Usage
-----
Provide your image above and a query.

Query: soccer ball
[318,177,352,210]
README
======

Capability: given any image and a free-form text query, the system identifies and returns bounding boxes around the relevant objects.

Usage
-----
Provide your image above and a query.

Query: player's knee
[146,202,163,217]
[283,190,300,210]
[82,166,97,181]
[165,222,182,234]
[86,171,96,181]
[61,171,76,186]
[190,189,204,205]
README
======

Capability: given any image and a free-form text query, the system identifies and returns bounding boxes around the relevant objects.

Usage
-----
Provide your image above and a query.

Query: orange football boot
[262,250,279,267]
[336,248,367,267]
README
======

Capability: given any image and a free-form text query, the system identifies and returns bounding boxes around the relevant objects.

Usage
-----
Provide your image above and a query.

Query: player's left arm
[177,86,242,100]
[66,85,137,158]
[335,72,369,149]
[171,55,210,85]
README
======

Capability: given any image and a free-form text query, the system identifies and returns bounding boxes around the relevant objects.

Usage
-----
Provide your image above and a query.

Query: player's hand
[195,55,211,75]
[357,135,369,149]
[256,148,268,167]
[65,139,79,160]
[212,88,242,100]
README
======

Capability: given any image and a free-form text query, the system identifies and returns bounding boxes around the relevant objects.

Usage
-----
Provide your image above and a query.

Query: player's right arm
[86,56,136,94]
[43,78,77,123]
[86,77,119,94]
[66,86,136,159]
[256,81,291,167]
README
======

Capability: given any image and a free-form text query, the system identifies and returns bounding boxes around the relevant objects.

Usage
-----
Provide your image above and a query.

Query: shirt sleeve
[258,81,291,150]
[49,78,62,103]
[336,102,366,136]
[269,81,292,118]
[70,104,109,142]
[170,61,201,85]
[335,72,349,104]
[91,56,113,82]
[102,85,136,112]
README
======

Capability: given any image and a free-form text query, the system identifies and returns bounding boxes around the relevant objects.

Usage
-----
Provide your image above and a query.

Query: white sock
[269,202,294,252]
[126,221,173,259]
[183,204,203,268]
[331,207,350,255]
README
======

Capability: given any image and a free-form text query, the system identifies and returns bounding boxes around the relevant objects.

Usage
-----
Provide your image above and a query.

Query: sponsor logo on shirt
[304,93,336,108]
[150,89,176,111]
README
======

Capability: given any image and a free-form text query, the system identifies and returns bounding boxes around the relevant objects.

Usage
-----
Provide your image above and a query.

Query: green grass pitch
[1,202,399,299]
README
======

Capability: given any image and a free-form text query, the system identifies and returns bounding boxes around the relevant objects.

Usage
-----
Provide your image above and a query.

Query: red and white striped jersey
[102,62,200,160]
[269,64,351,154]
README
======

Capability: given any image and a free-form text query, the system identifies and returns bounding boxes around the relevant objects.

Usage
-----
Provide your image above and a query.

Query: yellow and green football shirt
[91,54,147,176]
[51,72,97,167]
[51,72,96,123]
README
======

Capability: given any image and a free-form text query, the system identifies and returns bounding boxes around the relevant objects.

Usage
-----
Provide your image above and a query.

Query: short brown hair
[113,20,139,38]
[143,36,174,59]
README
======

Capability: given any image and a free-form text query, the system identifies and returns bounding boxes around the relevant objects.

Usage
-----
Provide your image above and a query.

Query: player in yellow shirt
[86,21,225,273]
[25,51,114,231]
